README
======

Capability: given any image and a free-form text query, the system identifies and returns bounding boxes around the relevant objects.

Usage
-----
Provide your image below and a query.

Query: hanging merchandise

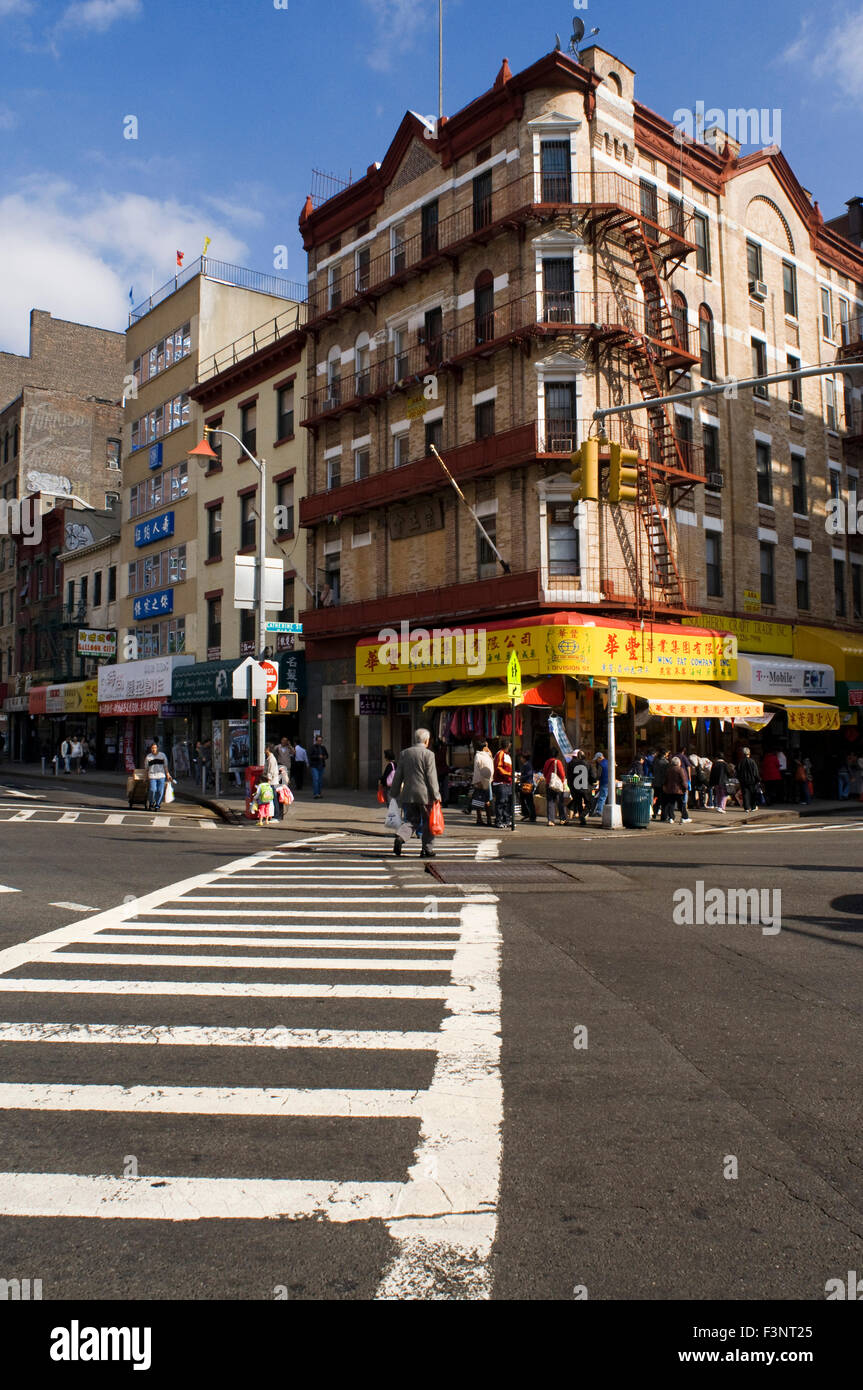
[705,719,712,732]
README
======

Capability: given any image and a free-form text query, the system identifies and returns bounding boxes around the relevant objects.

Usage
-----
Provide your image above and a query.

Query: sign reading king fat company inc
[134,510,175,548]
[356,618,737,687]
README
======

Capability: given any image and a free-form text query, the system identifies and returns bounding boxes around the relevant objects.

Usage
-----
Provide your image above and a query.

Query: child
[253,779,275,826]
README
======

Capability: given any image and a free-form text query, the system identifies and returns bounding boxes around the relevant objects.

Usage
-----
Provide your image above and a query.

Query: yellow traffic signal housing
[609,444,639,503]
[570,438,599,503]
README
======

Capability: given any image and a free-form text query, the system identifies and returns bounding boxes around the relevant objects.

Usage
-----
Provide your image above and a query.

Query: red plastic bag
[377,786,386,805]
[429,801,445,837]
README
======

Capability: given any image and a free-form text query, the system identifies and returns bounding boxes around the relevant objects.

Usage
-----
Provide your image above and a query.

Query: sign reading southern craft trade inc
[682,611,793,657]
[77,629,117,658]
[356,619,737,687]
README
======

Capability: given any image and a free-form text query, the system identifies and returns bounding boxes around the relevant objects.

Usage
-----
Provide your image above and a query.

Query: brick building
[0,311,124,749]
[297,46,863,786]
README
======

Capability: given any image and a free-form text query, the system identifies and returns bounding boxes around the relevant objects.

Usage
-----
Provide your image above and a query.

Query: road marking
[39,952,458,971]
[10,809,35,821]
[49,902,100,913]
[81,933,460,950]
[0,1021,447,1051]
[0,978,458,1000]
[0,885,21,894]
[58,812,79,823]
[0,786,46,799]
[105,814,125,825]
[0,835,503,1296]
[0,1082,424,1119]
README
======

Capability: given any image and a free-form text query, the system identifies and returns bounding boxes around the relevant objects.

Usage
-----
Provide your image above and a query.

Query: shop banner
[101,698,164,718]
[134,510,174,548]
[99,656,192,705]
[357,618,736,686]
[77,630,117,658]
[123,719,136,773]
[681,612,793,657]
[133,588,174,621]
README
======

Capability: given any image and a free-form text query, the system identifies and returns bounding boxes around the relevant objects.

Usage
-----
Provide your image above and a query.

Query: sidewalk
[0,762,228,821]
[3,763,861,836]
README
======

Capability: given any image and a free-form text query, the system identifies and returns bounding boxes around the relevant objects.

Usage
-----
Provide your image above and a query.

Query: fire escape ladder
[639,468,685,609]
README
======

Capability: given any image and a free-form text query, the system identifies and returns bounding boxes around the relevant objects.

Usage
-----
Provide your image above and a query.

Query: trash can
[245,765,265,820]
[621,777,653,829]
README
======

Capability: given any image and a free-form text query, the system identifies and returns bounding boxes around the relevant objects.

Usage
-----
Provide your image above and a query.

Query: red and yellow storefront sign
[356,613,737,686]
[28,681,98,715]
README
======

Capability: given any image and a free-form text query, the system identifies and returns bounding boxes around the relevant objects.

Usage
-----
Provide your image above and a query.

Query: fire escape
[574,174,703,615]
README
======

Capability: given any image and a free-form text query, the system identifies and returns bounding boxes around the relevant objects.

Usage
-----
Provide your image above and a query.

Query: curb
[0,766,233,825]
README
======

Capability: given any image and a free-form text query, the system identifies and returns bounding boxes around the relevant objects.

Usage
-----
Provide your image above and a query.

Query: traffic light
[608,444,639,503]
[570,438,599,503]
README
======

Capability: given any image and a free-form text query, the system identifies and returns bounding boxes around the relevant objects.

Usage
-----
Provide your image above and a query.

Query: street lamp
[188,427,269,769]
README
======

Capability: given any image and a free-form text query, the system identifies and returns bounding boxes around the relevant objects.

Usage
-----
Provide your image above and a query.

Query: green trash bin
[621,777,653,829]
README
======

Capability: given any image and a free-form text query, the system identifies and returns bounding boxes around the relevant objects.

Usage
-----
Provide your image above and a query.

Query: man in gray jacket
[390,728,441,859]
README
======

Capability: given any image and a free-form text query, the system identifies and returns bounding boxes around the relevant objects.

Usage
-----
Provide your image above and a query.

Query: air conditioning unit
[749,280,768,302]
[790,398,804,415]
[706,471,724,490]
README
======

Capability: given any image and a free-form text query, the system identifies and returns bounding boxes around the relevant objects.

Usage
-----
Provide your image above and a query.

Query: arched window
[699,304,716,380]
[607,72,623,96]
[474,270,495,345]
[672,291,688,351]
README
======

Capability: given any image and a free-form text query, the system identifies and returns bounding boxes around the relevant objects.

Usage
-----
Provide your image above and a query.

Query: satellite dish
[572,17,585,43]
[555,32,562,51]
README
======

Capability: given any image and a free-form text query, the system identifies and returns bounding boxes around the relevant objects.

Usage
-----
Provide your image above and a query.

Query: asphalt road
[0,782,860,1302]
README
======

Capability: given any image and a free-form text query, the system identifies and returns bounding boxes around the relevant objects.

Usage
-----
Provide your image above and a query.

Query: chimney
[845,196,863,246]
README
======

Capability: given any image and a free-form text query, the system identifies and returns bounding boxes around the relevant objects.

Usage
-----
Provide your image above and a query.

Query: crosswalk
[0,831,503,1299]
[0,804,219,829]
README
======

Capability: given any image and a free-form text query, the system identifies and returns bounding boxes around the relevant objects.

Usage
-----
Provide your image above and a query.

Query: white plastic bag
[164,781,175,804]
[384,797,402,831]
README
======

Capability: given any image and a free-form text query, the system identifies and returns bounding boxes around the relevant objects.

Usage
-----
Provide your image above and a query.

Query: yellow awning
[765,697,840,731]
[794,628,863,682]
[610,679,763,720]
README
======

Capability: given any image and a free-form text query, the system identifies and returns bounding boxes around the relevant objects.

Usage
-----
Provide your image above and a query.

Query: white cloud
[362,0,430,72]
[0,178,248,354]
[56,0,141,32]
[782,6,863,100]
[0,104,18,130]
[0,0,34,16]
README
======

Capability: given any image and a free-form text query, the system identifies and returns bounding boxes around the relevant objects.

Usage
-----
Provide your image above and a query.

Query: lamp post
[188,428,269,769]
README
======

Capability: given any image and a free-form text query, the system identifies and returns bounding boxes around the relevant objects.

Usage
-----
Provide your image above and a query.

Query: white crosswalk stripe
[0,806,223,830]
[0,833,503,1298]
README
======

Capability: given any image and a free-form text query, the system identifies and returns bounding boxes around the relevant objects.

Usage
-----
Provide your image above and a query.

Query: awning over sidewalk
[29,682,99,716]
[423,677,565,709]
[794,628,863,682]
[764,697,840,731]
[608,679,764,720]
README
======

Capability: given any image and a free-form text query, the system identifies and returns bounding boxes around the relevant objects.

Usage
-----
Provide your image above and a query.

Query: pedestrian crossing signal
[276,691,298,713]
[571,438,599,503]
[609,444,639,503]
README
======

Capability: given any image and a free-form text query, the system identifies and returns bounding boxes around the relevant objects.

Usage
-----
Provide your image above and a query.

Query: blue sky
[0,0,860,353]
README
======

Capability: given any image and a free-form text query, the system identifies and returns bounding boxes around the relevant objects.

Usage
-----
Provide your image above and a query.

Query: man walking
[567,749,591,825]
[309,735,329,799]
[736,747,761,812]
[292,739,308,791]
[390,728,441,859]
[592,751,609,818]
[60,736,71,775]
[276,736,294,786]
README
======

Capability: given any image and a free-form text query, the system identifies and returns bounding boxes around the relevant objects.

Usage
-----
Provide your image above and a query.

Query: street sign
[609,676,618,703]
[231,657,268,701]
[234,556,285,611]
[261,660,279,695]
[266,622,304,634]
[507,651,522,703]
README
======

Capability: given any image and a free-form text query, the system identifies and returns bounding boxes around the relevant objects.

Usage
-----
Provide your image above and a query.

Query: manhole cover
[428,862,579,885]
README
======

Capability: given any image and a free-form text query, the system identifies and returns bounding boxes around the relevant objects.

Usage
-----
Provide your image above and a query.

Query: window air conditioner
[790,399,804,415]
[749,280,768,302]
[706,471,724,490]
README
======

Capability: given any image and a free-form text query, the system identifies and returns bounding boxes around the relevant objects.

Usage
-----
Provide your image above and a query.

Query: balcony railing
[306,170,697,325]
[839,316,863,351]
[302,289,698,425]
[197,301,308,383]
[130,256,307,324]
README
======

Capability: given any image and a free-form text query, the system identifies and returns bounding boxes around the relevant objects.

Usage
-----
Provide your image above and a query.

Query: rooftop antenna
[438,0,443,124]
